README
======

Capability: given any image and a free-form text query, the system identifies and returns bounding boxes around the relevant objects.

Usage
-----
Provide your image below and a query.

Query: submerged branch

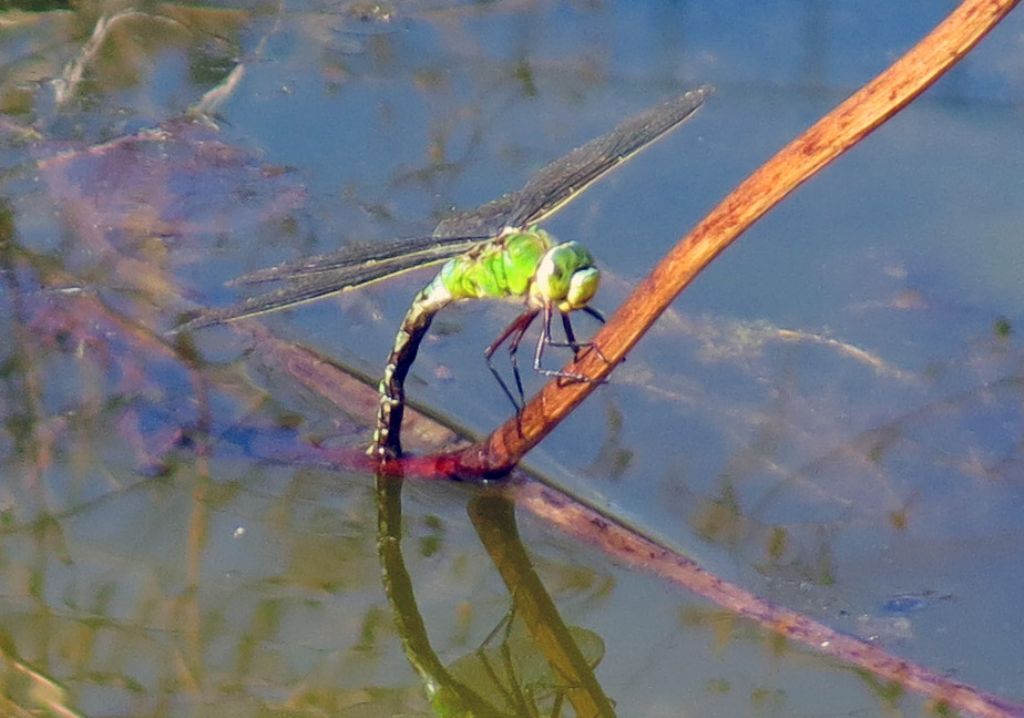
[53,11,187,105]
[508,475,1024,718]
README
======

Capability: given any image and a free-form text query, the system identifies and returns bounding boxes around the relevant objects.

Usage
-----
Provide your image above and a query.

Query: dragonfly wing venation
[232,234,487,286]
[430,87,708,240]
[176,250,457,332]
[179,85,710,343]
[431,193,521,240]
[510,85,710,228]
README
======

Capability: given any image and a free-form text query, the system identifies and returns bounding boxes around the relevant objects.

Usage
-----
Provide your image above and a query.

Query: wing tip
[167,310,220,335]
[674,84,714,114]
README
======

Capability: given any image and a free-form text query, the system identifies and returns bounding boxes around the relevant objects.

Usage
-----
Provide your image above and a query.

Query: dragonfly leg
[485,309,539,411]
[559,309,610,365]
[533,304,608,384]
[533,304,593,384]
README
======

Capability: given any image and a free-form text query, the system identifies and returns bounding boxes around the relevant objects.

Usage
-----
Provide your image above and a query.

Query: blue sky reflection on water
[0,1,1023,715]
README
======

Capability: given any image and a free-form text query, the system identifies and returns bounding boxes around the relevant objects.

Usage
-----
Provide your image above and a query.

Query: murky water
[1,1,1022,715]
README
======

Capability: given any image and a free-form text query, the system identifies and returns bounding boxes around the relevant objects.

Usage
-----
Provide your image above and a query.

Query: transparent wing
[433,85,711,238]
[179,85,710,332]
[230,233,489,286]
[174,249,459,332]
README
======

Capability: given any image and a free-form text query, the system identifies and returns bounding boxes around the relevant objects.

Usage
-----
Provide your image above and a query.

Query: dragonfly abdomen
[372,281,455,458]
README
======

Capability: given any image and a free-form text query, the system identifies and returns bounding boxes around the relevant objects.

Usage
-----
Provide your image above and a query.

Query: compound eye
[566,267,600,309]
[535,248,571,299]
[535,242,598,308]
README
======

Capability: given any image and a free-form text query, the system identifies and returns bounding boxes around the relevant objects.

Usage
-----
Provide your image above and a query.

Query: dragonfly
[176,85,710,459]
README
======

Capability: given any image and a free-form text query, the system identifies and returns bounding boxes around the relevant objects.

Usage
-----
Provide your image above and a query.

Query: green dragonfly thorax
[436,227,599,312]
[531,240,599,312]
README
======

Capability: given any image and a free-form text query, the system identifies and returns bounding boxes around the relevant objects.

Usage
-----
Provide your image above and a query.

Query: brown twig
[445,0,1021,477]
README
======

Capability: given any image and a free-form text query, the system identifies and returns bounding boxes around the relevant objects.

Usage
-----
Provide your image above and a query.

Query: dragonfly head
[533,241,600,312]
